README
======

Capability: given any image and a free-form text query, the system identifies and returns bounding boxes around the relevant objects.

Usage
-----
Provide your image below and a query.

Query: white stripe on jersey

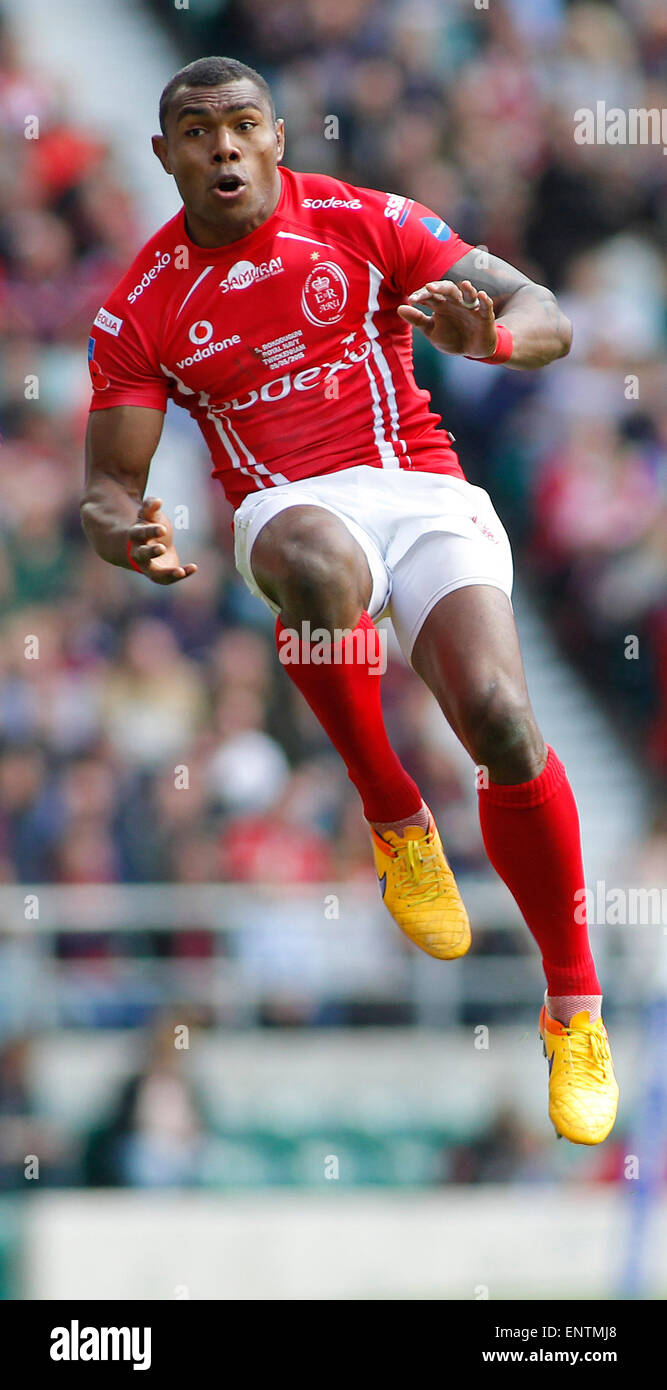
[363,359,399,468]
[159,361,288,490]
[160,362,194,394]
[207,408,294,489]
[207,410,267,490]
[175,266,214,318]
[362,261,408,469]
[366,262,410,463]
[216,411,290,486]
[276,231,332,249]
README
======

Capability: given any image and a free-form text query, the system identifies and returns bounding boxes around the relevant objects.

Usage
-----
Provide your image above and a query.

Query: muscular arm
[82,406,161,565]
[81,406,196,583]
[448,250,572,369]
[399,250,572,370]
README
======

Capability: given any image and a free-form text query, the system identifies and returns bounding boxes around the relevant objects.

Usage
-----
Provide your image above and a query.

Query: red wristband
[126,536,143,573]
[466,324,514,365]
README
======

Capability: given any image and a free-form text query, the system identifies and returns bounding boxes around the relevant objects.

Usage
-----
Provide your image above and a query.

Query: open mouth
[212,175,246,199]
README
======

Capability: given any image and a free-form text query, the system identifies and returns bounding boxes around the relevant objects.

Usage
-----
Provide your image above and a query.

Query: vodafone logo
[301,262,349,327]
[189,320,214,345]
[178,321,241,368]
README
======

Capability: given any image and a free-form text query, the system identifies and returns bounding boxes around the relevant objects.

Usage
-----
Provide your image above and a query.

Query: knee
[251,511,370,628]
[462,680,544,781]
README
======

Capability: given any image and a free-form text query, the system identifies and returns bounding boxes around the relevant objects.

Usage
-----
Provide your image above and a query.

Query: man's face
[152,80,285,247]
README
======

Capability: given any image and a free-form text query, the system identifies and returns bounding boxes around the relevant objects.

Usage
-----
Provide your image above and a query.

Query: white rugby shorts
[233,465,513,664]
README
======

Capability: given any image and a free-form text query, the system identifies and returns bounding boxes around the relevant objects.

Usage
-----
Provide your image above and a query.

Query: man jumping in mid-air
[81,56,618,1145]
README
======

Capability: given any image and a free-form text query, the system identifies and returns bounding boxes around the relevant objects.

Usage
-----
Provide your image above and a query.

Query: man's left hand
[397,278,498,358]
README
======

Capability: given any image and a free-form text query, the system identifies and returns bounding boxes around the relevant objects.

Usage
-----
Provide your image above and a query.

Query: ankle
[546,993,603,1026]
[371,802,430,837]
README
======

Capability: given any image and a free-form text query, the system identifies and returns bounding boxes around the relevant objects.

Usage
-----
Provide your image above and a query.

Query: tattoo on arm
[446,251,537,310]
[443,250,571,363]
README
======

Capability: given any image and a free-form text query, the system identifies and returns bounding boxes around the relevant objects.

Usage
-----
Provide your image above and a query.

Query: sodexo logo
[301,197,362,209]
[211,336,371,413]
[127,250,171,303]
[219,257,284,293]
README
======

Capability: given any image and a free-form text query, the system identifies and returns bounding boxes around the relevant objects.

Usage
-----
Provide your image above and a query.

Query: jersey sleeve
[362,189,476,299]
[87,302,168,413]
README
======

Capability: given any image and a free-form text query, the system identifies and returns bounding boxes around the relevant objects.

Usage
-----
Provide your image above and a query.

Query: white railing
[0,882,659,1029]
[0,878,520,930]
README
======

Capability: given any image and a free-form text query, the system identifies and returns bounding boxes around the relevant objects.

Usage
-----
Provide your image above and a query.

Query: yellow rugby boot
[539,1003,619,1145]
[370,808,471,959]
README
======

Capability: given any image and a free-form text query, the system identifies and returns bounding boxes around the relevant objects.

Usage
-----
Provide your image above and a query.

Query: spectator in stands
[83,1018,211,1186]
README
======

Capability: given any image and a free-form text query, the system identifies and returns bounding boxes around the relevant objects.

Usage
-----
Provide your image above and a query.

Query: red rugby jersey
[87,166,474,508]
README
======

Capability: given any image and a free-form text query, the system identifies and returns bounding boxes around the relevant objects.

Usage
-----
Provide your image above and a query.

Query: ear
[152,134,172,174]
[274,118,285,164]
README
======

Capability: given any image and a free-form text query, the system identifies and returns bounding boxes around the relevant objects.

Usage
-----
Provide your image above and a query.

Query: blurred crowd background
[155,0,667,766]
[0,0,665,1248]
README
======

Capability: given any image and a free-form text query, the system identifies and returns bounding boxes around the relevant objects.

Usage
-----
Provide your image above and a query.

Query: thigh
[234,490,390,618]
[389,519,514,668]
[408,581,544,775]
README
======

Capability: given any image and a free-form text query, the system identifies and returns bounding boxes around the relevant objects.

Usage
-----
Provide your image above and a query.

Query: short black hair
[159,56,275,136]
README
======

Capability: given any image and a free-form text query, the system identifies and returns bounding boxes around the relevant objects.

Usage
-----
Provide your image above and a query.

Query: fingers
[408,280,465,309]
[136,542,167,565]
[130,499,169,570]
[457,279,481,309]
[138,495,163,520]
[129,522,168,543]
[397,304,434,330]
[127,498,198,582]
[406,280,486,314]
[146,562,198,585]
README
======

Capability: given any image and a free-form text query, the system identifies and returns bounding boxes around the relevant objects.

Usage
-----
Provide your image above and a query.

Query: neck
[184,169,282,249]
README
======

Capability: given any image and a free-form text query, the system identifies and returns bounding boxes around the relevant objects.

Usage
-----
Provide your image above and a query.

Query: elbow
[79,495,96,542]
[557,313,573,359]
[532,285,573,361]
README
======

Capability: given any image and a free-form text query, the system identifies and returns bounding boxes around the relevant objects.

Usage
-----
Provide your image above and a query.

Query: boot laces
[564,1023,612,1089]
[395,832,444,904]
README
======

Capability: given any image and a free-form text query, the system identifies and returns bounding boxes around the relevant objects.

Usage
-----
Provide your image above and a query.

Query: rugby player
[81,56,618,1144]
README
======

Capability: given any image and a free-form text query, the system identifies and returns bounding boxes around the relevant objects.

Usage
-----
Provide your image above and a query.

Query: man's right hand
[127,496,197,584]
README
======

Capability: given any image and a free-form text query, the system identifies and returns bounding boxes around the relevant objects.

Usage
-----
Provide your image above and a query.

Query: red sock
[275,612,421,822]
[477,746,601,996]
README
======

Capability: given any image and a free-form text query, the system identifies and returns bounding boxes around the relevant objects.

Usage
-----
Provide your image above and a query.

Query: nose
[212,127,241,163]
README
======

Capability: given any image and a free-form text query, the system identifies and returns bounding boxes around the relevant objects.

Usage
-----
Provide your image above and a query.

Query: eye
[184,127,205,137]
[238,121,257,131]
